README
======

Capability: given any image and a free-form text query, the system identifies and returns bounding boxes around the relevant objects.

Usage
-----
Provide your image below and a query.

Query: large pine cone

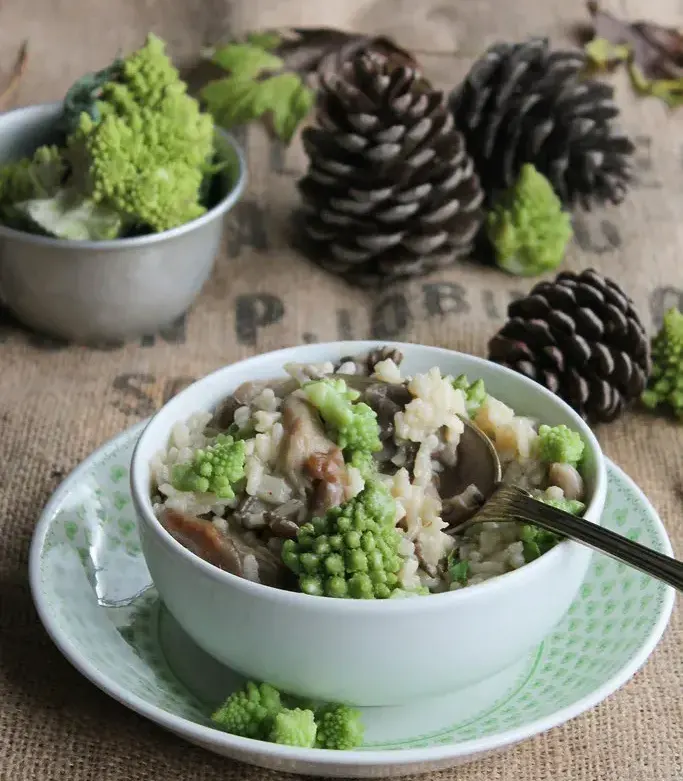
[297,52,485,287]
[488,269,651,423]
[450,37,635,210]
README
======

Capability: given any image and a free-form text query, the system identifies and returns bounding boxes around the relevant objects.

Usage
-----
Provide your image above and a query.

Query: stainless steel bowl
[0,103,247,343]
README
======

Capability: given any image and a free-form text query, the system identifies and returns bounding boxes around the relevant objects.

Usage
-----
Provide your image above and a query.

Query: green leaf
[209,42,284,80]
[449,559,470,586]
[246,31,281,51]
[254,73,315,143]
[201,72,314,144]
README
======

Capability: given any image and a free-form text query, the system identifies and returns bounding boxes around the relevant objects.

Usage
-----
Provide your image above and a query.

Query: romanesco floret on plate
[212,681,282,739]
[270,708,317,747]
[486,164,573,277]
[303,378,382,454]
[0,35,218,240]
[171,433,246,498]
[642,307,683,420]
[452,374,486,416]
[212,680,365,750]
[281,481,403,599]
[314,704,365,750]
[536,424,584,467]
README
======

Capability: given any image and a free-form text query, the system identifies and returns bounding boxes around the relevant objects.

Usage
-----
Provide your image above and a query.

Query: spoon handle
[473,485,683,592]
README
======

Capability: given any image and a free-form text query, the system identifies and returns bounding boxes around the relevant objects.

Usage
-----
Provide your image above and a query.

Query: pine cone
[450,37,635,210]
[488,269,651,423]
[296,52,485,287]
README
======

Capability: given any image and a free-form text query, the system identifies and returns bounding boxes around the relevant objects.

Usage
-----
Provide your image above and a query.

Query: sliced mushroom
[234,495,271,530]
[210,395,241,431]
[361,382,412,442]
[548,462,585,501]
[161,508,288,587]
[443,484,485,529]
[278,395,337,494]
[264,498,307,539]
[366,347,404,373]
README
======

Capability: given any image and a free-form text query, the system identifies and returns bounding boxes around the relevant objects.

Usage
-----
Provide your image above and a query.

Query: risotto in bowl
[131,342,607,706]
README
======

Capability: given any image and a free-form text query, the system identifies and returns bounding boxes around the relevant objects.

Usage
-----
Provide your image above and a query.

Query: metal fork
[451,484,683,592]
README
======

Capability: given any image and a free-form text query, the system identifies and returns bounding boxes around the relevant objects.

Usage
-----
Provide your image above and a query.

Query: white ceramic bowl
[131,341,607,707]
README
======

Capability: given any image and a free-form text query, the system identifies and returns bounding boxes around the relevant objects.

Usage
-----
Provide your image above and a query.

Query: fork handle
[509,495,683,593]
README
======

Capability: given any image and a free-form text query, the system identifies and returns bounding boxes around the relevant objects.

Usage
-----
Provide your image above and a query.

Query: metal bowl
[0,103,247,343]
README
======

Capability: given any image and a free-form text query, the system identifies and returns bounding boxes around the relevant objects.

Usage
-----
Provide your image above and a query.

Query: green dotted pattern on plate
[38,432,670,750]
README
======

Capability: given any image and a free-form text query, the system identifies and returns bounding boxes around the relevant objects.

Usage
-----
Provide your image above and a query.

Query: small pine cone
[450,37,635,210]
[488,269,651,423]
[297,52,485,287]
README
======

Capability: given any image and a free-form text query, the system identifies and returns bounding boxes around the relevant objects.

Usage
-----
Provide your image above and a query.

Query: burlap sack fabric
[0,0,681,778]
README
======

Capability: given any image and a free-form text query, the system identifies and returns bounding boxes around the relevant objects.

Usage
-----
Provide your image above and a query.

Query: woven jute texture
[0,0,682,778]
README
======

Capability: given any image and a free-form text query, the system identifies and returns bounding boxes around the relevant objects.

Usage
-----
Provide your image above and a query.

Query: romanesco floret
[541,496,585,515]
[171,433,246,498]
[67,34,215,233]
[0,35,217,241]
[281,481,403,599]
[212,680,365,750]
[521,495,584,562]
[536,424,585,467]
[486,164,573,277]
[0,145,68,229]
[315,704,365,750]
[212,681,282,739]
[270,708,317,747]
[452,374,486,415]
[349,449,376,479]
[304,378,382,454]
[642,307,683,420]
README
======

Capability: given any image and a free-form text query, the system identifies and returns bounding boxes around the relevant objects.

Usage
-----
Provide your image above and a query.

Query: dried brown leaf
[259,26,420,83]
[584,1,683,80]
[0,41,29,110]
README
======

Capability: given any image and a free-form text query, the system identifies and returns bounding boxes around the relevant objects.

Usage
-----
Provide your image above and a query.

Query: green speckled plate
[29,423,675,778]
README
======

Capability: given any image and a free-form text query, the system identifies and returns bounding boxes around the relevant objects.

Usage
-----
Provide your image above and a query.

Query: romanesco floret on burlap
[642,307,683,420]
[486,163,573,277]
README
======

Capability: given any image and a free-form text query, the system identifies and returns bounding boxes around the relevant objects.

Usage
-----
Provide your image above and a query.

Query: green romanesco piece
[269,708,317,747]
[211,682,282,739]
[314,704,365,750]
[452,374,486,416]
[66,33,216,233]
[281,481,404,599]
[541,496,586,516]
[349,449,377,480]
[0,146,67,219]
[487,164,573,277]
[521,494,584,563]
[171,433,246,498]
[536,424,585,467]
[304,378,382,454]
[642,307,683,420]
